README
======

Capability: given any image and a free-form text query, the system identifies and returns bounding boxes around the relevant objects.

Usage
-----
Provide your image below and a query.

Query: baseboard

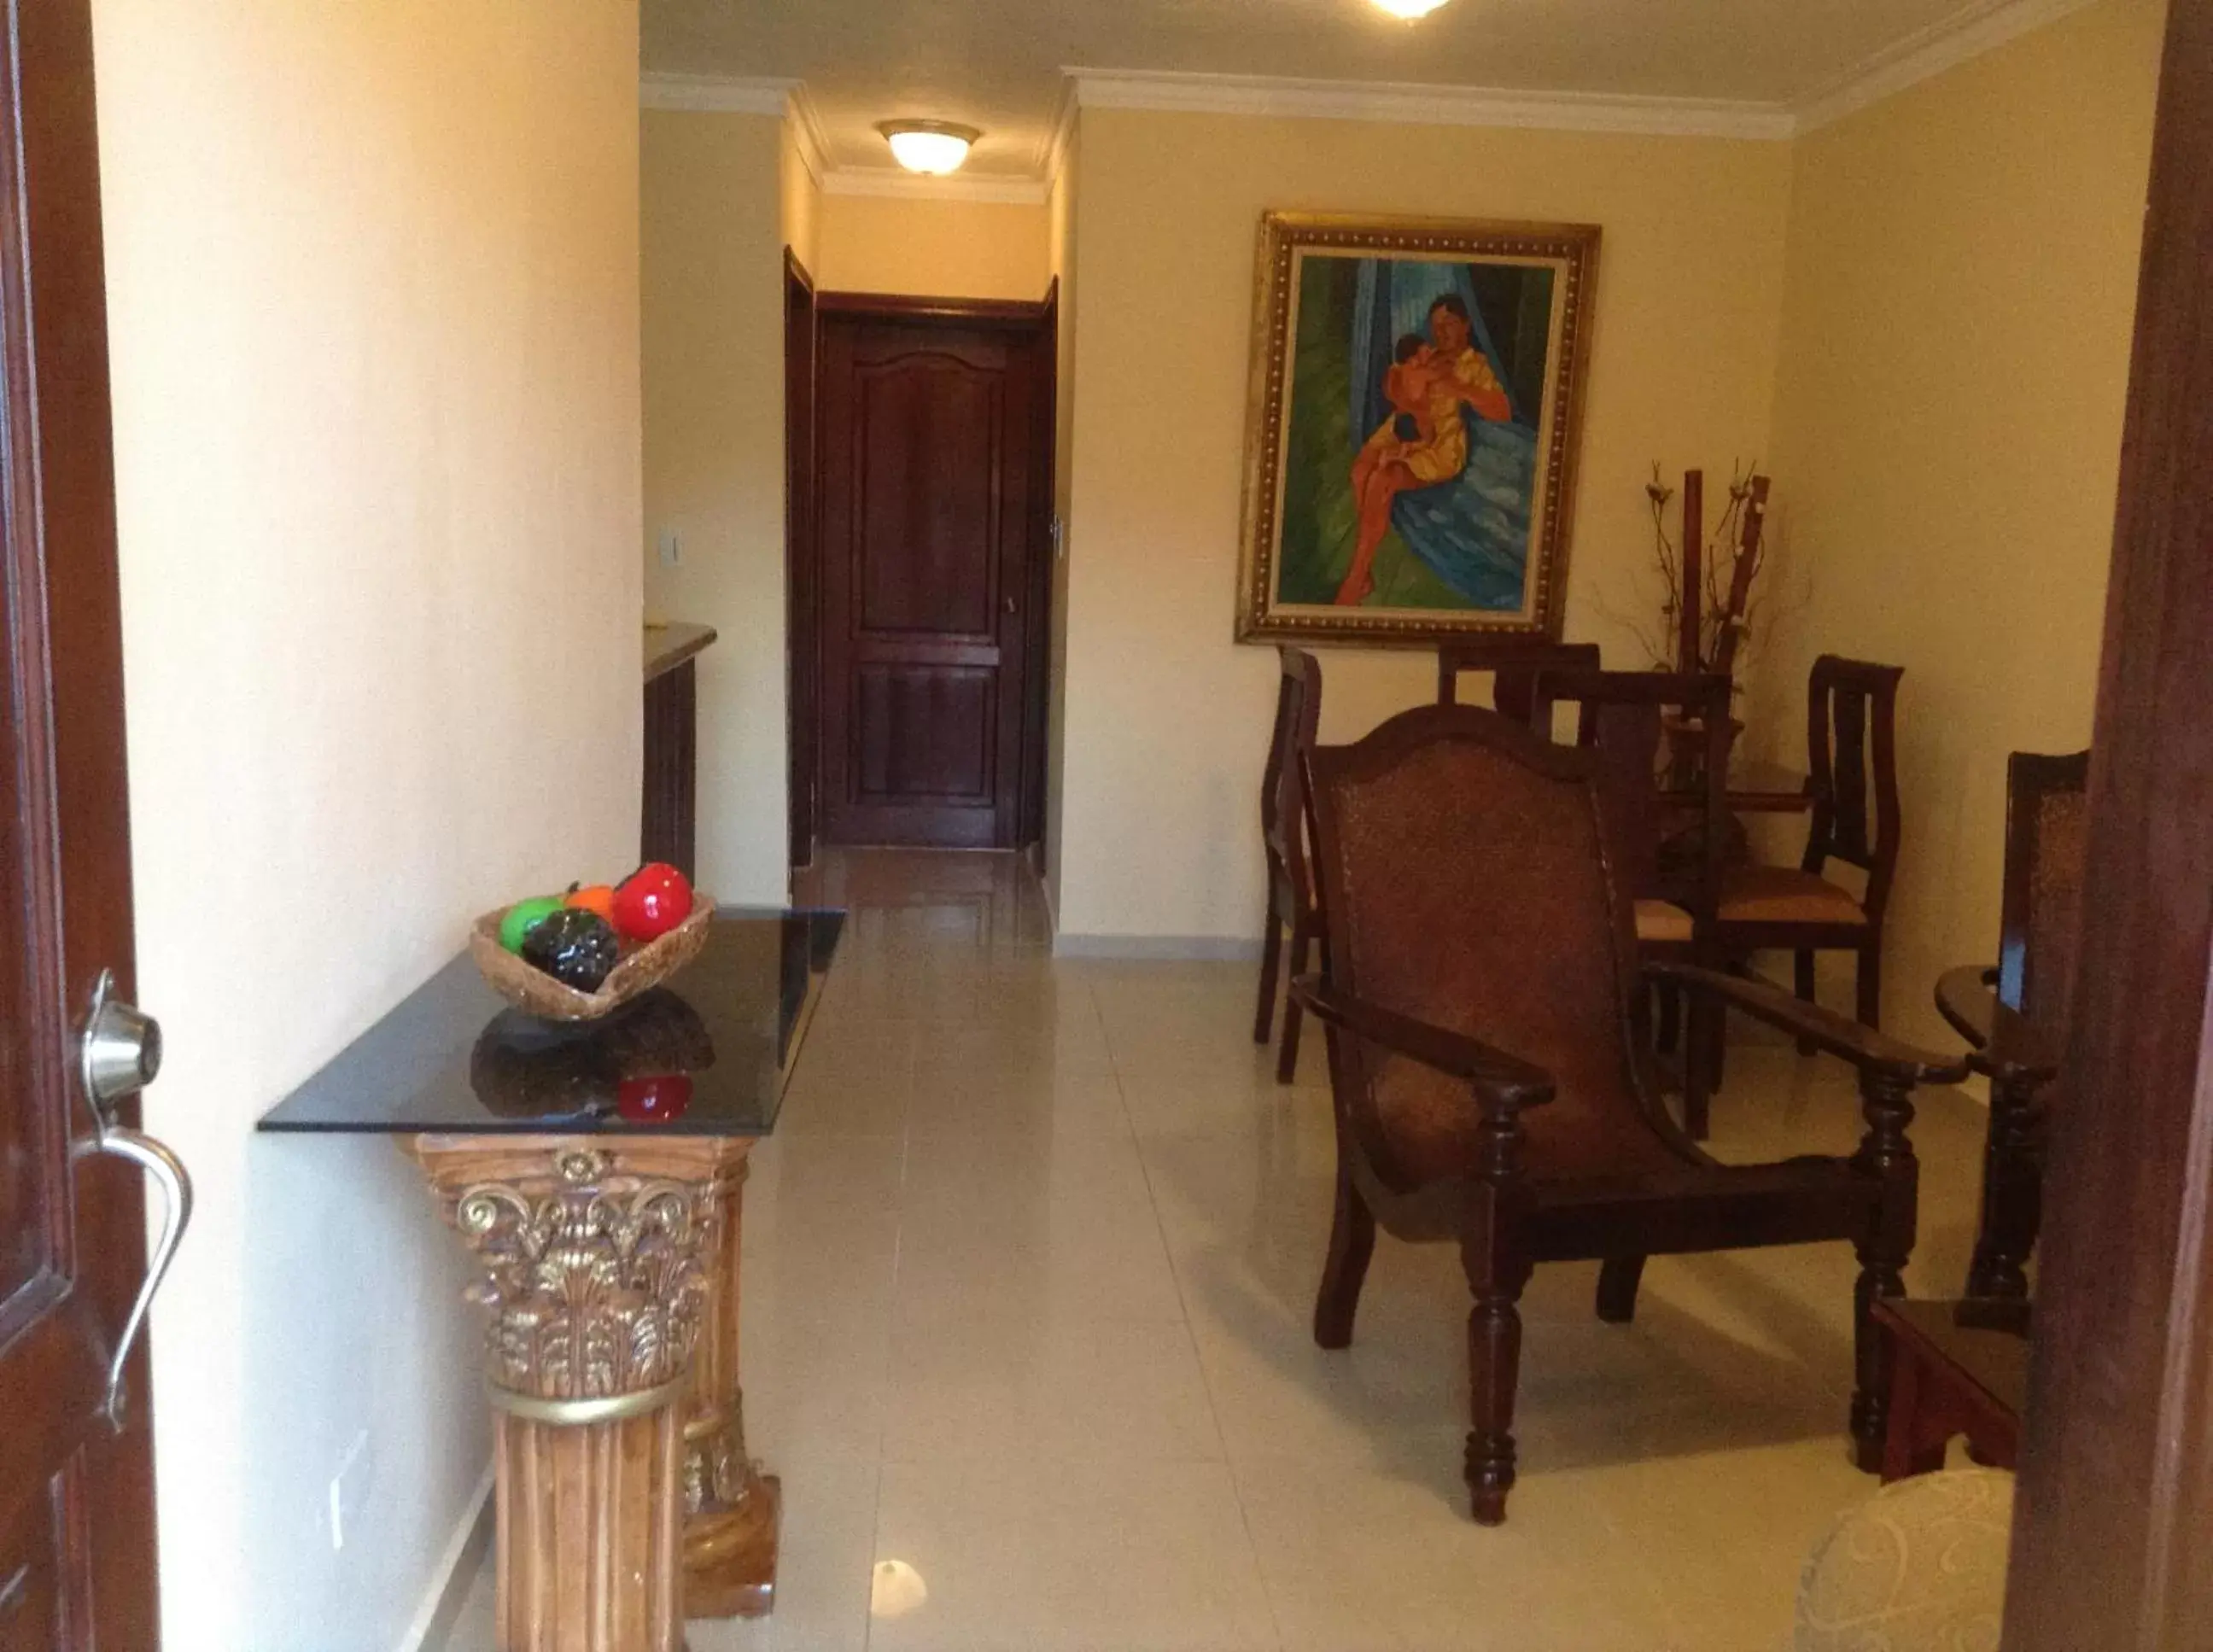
[395,1464,493,1652]
[1052,932,1263,962]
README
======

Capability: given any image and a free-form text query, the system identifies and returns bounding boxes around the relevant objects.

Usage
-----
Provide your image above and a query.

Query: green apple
[498,896,565,954]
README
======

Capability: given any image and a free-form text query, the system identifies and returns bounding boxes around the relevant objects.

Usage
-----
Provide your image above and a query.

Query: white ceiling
[640,0,2046,180]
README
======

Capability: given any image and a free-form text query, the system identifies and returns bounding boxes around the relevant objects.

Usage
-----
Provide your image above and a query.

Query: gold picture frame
[1235,212,1600,645]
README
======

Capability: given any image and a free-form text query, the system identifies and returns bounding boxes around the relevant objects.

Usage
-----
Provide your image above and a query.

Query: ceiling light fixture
[878,120,982,176]
[1370,0,1453,17]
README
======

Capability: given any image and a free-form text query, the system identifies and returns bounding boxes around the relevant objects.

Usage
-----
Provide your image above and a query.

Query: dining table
[259,907,844,1652]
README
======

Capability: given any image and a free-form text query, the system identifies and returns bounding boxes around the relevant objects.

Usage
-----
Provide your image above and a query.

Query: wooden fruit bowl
[469,897,716,1023]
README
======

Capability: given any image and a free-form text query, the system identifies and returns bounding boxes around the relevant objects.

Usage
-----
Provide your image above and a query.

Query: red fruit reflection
[616,1072,692,1124]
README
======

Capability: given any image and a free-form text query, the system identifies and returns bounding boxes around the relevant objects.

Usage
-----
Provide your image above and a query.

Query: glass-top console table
[259,909,844,1651]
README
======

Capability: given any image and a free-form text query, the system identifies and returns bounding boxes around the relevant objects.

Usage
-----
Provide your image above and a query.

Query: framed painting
[1235,213,1600,645]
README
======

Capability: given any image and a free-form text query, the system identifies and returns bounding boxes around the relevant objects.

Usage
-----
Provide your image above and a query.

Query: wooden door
[784,252,817,873]
[0,2,163,1644]
[2004,4,2213,1646]
[815,300,1049,849]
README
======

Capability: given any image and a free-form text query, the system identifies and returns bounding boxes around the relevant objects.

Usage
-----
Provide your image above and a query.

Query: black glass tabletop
[256,909,844,1136]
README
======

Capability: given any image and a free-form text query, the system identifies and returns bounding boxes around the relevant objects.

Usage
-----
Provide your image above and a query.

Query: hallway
[448,848,1990,1651]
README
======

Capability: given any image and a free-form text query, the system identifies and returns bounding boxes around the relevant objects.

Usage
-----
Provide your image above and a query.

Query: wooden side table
[1872,1296,2029,1481]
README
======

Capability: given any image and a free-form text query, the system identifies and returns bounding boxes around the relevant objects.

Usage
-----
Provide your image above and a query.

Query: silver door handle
[73,969,191,1430]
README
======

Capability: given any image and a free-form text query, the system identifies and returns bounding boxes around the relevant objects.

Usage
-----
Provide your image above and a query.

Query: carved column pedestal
[680,1148,780,1618]
[409,1134,774,1651]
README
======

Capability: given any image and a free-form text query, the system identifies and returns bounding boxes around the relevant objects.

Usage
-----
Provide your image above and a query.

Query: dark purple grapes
[520,907,622,992]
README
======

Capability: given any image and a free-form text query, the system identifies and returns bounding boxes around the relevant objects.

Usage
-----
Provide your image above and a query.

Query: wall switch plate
[657,529,682,567]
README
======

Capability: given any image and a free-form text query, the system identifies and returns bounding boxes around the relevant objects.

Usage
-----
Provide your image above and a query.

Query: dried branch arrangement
[1633,463,1773,681]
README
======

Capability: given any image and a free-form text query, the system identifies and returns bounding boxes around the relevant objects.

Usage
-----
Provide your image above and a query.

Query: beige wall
[1756,0,2163,1039]
[816,192,1051,300]
[1056,108,1793,943]
[93,2,642,1644]
[641,108,791,904]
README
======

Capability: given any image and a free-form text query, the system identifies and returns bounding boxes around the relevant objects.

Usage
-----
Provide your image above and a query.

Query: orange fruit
[565,884,617,923]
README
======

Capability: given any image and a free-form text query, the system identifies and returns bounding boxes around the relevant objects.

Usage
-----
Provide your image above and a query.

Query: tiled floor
[443,848,1991,1652]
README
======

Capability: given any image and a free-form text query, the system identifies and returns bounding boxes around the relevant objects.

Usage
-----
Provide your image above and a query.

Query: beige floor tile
[867,1457,1279,1651]
[1233,1456,1679,1652]
[906,1062,1130,1136]
[879,1312,1223,1463]
[893,1191,1189,1325]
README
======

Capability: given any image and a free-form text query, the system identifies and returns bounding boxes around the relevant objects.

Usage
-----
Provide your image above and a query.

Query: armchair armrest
[1935,964,2064,1088]
[1644,961,1970,1086]
[1288,975,1555,1113]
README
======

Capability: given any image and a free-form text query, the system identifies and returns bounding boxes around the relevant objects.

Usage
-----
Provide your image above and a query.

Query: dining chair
[1253,645,1323,1084]
[1530,668,1732,1135]
[1291,703,1965,1524]
[1715,656,1905,1032]
[1934,749,2091,1319]
[1435,638,1600,727]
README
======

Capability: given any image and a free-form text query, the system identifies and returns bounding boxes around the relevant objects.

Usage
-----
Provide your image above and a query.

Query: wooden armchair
[1291,704,1965,1524]
[1253,646,1323,1084]
[1715,656,1904,1031]
[1934,750,2090,1316]
[1436,639,1600,726]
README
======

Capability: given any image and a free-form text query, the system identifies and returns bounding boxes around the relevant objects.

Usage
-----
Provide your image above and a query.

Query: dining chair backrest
[1262,646,1323,911]
[1997,750,2092,1035]
[1435,639,1601,727]
[1804,656,1906,917]
[1528,669,1732,924]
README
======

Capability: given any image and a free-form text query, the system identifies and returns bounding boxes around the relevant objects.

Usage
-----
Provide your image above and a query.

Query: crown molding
[1039,77,1080,184]
[1791,0,2103,132]
[1066,67,1795,140]
[638,71,796,116]
[786,83,832,185]
[820,166,1049,206]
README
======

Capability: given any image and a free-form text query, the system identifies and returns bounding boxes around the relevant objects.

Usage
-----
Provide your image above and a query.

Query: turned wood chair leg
[1855,941,1883,1029]
[1595,1256,1646,1324]
[1252,895,1283,1046]
[1966,1077,2043,1304]
[1794,949,1819,1055]
[1276,919,1314,1085]
[1682,995,1715,1141]
[1849,1071,1919,1474]
[1313,1155,1376,1350]
[1461,1221,1533,1526]
[1654,982,1682,1056]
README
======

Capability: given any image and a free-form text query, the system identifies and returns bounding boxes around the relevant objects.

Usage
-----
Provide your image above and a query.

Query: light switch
[657,529,682,568]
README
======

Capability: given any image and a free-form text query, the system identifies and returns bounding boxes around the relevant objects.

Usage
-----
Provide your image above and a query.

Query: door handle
[1002,595,1016,616]
[73,969,191,1431]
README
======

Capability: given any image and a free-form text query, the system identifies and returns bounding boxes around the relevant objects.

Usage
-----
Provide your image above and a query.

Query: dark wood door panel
[855,665,995,803]
[0,1,160,1642]
[854,357,1005,639]
[816,306,1046,849]
[0,1466,73,1648]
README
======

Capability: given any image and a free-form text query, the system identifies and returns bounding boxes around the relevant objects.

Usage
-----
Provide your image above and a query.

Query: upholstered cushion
[1634,899,1694,944]
[1795,1469,2013,1652]
[1720,864,1868,927]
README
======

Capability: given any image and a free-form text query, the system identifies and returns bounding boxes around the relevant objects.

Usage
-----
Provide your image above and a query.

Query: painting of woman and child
[1236,213,1598,645]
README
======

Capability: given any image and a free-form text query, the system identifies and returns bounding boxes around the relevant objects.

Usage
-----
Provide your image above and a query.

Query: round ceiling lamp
[878,120,982,176]
[1370,0,1452,16]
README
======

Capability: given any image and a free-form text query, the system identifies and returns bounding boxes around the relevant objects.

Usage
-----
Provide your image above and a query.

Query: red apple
[613,861,694,942]
[616,1072,692,1124]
